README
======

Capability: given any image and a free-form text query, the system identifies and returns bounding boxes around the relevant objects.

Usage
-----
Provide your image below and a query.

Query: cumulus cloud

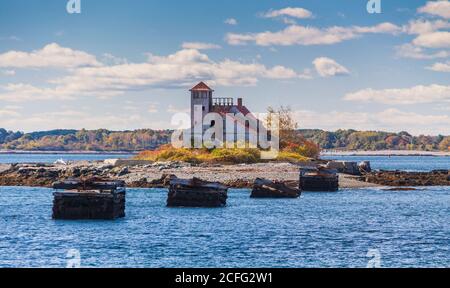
[313,57,349,77]
[343,84,450,105]
[412,31,450,48]
[224,18,238,25]
[427,61,450,72]
[418,1,450,19]
[226,23,401,46]
[395,43,449,59]
[0,105,21,117]
[263,7,313,19]
[0,83,76,102]
[1,69,15,76]
[0,46,307,102]
[294,108,450,135]
[0,43,101,69]
[403,19,450,35]
[398,19,450,58]
[181,42,221,50]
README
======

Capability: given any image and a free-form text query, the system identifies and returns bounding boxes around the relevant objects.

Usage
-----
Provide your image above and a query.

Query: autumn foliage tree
[266,106,320,159]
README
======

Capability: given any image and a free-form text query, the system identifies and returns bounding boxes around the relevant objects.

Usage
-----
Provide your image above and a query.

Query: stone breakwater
[0,161,448,189]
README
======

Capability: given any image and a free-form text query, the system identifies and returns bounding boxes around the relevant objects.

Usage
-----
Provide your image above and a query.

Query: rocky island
[0,159,448,189]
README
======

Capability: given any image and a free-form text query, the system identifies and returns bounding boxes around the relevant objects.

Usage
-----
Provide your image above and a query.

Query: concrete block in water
[52,179,126,220]
[52,190,126,220]
[168,177,228,207]
[251,178,301,198]
[299,168,339,192]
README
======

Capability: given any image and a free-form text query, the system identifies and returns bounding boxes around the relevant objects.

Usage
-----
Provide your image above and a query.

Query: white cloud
[0,43,101,69]
[418,1,450,19]
[226,23,401,46]
[167,105,189,114]
[294,108,450,135]
[412,31,450,48]
[0,47,307,102]
[0,105,21,117]
[263,7,313,19]
[181,42,221,50]
[224,18,238,25]
[1,69,15,76]
[427,61,450,72]
[313,57,349,77]
[0,83,75,102]
[403,19,450,35]
[101,53,128,65]
[344,84,450,105]
[395,43,449,59]
[148,104,158,113]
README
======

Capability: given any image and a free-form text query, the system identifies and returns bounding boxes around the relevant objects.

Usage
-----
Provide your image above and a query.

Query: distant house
[189,82,259,146]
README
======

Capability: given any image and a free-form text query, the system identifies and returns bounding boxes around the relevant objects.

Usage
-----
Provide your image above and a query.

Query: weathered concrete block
[168,177,228,207]
[251,178,300,198]
[299,168,339,192]
[52,190,126,220]
[52,179,126,220]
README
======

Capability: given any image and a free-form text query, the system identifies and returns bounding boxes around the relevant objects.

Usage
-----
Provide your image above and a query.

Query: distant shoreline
[321,150,450,157]
[0,150,138,155]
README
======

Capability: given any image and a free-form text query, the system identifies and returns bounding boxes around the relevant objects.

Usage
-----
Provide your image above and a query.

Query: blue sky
[0,0,449,134]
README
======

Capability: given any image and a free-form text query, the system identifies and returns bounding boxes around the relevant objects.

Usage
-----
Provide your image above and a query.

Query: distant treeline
[1,128,449,152]
[298,129,450,151]
[0,128,171,151]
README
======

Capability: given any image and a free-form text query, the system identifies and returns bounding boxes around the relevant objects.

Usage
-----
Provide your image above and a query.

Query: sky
[0,0,449,135]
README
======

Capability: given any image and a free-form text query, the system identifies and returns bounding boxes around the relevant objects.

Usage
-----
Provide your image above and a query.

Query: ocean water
[0,186,449,268]
[0,153,134,164]
[0,155,449,268]
[323,155,450,171]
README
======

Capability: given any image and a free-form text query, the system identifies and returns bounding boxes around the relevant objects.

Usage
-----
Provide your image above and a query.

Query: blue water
[0,155,449,267]
[0,186,449,268]
[0,153,134,164]
[323,155,450,171]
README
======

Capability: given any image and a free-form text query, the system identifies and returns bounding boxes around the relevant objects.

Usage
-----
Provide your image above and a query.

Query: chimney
[237,98,243,107]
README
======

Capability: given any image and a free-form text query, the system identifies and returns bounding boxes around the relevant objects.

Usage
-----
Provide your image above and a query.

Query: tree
[439,137,450,151]
[266,106,299,147]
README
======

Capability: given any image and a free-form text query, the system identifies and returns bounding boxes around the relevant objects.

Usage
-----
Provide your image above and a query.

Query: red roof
[212,105,251,116]
[190,81,213,91]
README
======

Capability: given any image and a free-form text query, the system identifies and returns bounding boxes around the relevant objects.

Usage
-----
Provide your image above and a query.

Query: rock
[358,161,371,173]
[325,161,361,175]
[117,167,129,176]
[365,170,450,186]
[251,178,300,198]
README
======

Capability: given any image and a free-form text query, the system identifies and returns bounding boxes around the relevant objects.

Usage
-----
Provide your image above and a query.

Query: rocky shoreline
[0,161,448,189]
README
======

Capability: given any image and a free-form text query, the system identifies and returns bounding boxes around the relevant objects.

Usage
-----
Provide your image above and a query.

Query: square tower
[190,81,214,129]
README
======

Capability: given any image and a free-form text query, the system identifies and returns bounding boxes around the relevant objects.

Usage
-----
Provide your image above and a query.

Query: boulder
[326,161,361,175]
